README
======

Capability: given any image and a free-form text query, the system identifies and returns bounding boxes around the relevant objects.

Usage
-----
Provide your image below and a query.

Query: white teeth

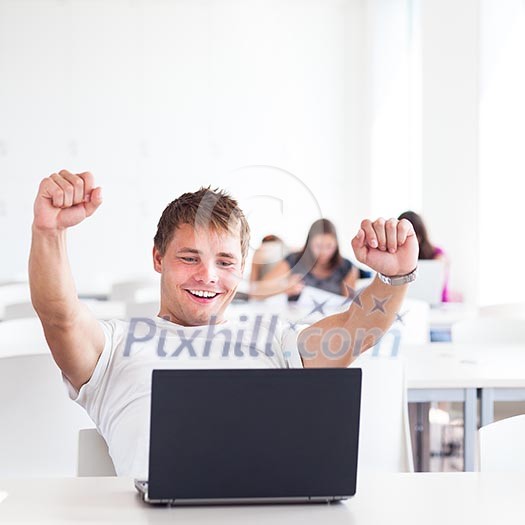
[189,290,218,298]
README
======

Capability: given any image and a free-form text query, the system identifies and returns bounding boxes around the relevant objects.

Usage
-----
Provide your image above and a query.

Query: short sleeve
[62,320,117,403]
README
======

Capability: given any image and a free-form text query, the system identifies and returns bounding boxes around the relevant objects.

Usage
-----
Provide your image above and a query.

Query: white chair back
[479,414,525,471]
[452,317,525,344]
[0,317,49,358]
[0,354,94,477]
[3,299,126,321]
[3,301,37,320]
[351,355,414,472]
[109,279,159,302]
[77,428,116,477]
[125,301,159,319]
[0,283,31,319]
[82,299,126,320]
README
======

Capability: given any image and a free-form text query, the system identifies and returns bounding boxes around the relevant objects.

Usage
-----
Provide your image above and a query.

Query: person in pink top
[398,211,450,302]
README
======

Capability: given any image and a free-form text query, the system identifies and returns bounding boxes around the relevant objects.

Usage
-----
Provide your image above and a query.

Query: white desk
[428,303,477,333]
[401,342,525,471]
[0,473,523,524]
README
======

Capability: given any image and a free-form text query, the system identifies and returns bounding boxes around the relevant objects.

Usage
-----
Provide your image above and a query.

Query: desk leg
[408,403,430,472]
[463,388,477,472]
[480,388,494,427]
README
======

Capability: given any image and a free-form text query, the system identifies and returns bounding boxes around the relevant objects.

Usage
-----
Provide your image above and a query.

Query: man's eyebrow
[217,252,237,259]
[177,247,201,254]
[176,248,237,260]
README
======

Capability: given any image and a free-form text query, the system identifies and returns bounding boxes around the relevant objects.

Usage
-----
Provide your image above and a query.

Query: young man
[29,169,418,478]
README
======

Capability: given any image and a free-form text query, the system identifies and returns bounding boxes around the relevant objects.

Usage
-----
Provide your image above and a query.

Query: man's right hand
[33,170,102,231]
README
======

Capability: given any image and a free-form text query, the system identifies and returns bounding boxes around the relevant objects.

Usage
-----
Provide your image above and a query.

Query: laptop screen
[148,368,361,501]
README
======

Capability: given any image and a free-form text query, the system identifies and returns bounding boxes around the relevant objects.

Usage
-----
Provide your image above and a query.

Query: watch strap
[377,266,418,286]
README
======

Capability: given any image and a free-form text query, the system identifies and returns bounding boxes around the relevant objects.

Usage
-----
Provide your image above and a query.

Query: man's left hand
[351,218,419,277]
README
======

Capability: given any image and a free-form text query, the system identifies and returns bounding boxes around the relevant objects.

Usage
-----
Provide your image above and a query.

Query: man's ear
[153,246,163,273]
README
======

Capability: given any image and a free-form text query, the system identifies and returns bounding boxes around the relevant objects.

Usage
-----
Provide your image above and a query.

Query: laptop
[406,259,446,305]
[135,368,362,505]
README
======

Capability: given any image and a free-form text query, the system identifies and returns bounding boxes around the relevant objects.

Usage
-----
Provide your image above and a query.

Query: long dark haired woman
[252,218,359,300]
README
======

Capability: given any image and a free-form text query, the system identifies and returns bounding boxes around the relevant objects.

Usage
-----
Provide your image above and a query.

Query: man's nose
[194,261,218,283]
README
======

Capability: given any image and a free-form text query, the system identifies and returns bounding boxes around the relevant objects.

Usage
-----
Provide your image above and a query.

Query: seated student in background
[397,210,450,302]
[29,170,418,478]
[252,218,360,301]
[249,235,288,284]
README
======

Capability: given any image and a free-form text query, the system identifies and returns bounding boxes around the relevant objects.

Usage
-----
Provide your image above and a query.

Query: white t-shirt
[64,315,303,479]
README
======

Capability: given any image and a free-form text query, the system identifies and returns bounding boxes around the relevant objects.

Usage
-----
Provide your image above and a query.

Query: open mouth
[185,289,220,303]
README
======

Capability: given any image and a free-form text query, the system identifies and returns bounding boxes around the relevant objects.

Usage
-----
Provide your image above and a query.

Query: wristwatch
[377,267,418,286]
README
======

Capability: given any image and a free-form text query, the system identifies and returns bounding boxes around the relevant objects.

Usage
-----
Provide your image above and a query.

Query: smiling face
[153,223,243,326]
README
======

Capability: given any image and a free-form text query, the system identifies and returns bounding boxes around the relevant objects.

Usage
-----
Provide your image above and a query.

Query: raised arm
[299,218,418,368]
[29,170,105,391]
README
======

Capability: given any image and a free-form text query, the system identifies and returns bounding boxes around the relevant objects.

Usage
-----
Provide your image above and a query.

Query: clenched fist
[33,170,102,231]
[351,217,419,277]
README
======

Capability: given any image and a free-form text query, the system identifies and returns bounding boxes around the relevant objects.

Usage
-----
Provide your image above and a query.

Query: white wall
[0,0,366,292]
[479,0,525,305]
[366,0,422,219]
[420,0,480,304]
[417,0,525,306]
[2,0,511,305]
